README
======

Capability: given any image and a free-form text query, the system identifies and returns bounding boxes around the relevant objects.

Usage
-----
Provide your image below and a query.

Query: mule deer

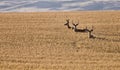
[64,19,71,29]
[72,20,95,38]
[72,20,88,32]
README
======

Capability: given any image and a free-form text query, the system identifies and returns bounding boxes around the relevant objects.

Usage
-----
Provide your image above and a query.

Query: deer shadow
[72,35,120,48]
[95,37,120,42]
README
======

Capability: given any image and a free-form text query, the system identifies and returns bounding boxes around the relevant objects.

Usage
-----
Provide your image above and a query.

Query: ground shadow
[71,36,120,48]
[95,37,120,42]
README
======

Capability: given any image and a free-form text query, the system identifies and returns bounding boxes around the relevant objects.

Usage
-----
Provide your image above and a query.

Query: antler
[72,20,75,26]
[90,26,94,31]
[75,20,79,26]
[78,20,79,24]
[92,26,94,30]
[72,20,79,27]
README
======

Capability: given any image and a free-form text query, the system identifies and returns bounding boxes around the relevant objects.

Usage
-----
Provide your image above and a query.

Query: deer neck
[67,25,71,28]
[74,27,77,31]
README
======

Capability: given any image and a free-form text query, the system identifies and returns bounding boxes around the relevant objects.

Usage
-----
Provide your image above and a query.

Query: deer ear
[72,23,75,26]
[90,26,94,31]
[66,19,68,21]
[64,23,67,25]
[76,24,79,26]
[78,20,79,24]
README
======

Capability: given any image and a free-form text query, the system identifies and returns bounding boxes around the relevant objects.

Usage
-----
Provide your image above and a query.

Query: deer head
[72,20,79,30]
[64,19,71,29]
[87,26,95,38]
[64,19,69,26]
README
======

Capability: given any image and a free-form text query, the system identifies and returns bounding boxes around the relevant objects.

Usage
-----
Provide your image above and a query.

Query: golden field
[0,11,120,70]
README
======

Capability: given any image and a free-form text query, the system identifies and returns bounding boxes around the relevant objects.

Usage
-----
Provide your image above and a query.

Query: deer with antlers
[72,20,95,38]
[72,20,88,32]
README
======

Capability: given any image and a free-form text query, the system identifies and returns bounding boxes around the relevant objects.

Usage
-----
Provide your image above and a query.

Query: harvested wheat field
[0,11,120,70]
